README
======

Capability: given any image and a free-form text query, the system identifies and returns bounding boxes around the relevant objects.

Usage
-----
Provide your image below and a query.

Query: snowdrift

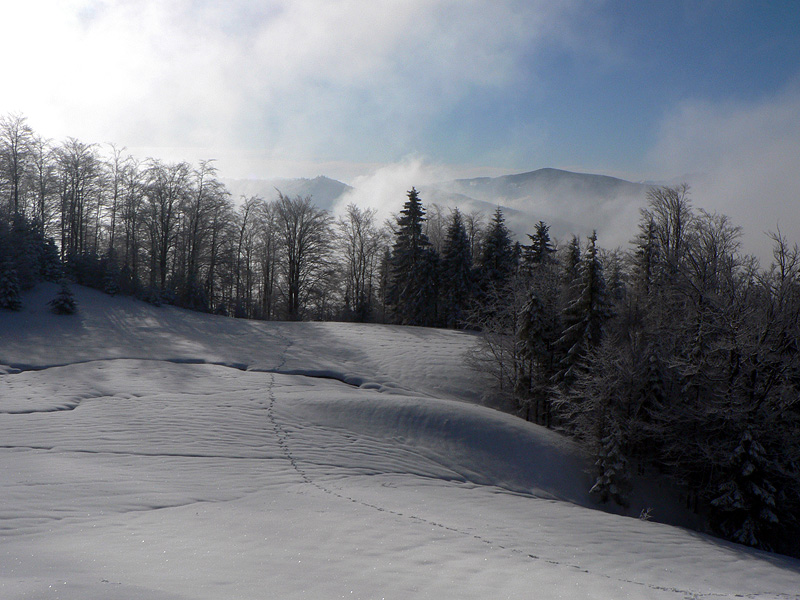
[1,284,798,599]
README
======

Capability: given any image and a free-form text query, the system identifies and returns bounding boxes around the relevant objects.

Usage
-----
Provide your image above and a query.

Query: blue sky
[1,0,797,180]
[2,0,800,254]
[415,1,800,177]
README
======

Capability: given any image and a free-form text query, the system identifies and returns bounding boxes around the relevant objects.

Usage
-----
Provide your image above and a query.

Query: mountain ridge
[224,168,657,246]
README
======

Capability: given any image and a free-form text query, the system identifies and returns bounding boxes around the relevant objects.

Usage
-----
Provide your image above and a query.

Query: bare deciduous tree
[275,193,333,320]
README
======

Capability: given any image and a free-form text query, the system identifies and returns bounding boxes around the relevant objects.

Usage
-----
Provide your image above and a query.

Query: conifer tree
[49,279,77,314]
[478,207,515,290]
[562,235,581,288]
[474,207,515,324]
[631,215,660,297]
[557,232,612,387]
[517,288,560,424]
[523,220,556,270]
[103,254,121,296]
[440,209,473,328]
[0,259,22,310]
[710,429,780,550]
[590,421,632,507]
[387,188,438,326]
[38,236,62,282]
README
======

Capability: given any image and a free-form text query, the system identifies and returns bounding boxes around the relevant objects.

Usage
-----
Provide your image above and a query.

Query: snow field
[1,285,799,599]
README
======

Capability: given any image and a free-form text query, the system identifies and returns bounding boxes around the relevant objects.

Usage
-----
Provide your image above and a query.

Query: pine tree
[49,279,77,314]
[474,207,515,323]
[523,220,556,270]
[557,232,612,387]
[710,429,780,550]
[38,236,62,282]
[103,255,121,296]
[387,188,437,326]
[478,207,515,290]
[631,216,660,297]
[440,209,473,328]
[0,259,22,310]
[517,288,560,424]
[590,421,632,507]
[416,246,440,326]
[560,235,582,309]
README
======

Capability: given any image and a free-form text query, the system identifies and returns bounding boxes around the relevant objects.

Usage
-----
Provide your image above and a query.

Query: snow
[1,284,799,599]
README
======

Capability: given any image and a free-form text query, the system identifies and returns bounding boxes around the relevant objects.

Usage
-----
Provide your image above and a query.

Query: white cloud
[649,83,800,264]
[1,0,579,175]
[332,155,453,223]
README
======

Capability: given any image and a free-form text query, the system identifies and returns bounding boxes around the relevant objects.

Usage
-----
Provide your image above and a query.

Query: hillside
[420,168,652,246]
[223,175,353,212]
[222,167,655,246]
[1,285,798,599]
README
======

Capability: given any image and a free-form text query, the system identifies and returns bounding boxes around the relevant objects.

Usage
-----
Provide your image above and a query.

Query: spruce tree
[474,207,515,323]
[631,216,660,298]
[710,429,780,550]
[49,279,77,314]
[478,208,515,289]
[387,188,437,326]
[0,259,22,310]
[562,235,581,289]
[39,237,62,282]
[440,209,473,328]
[557,232,612,387]
[523,220,556,270]
[103,255,121,296]
[517,289,560,424]
[590,421,632,507]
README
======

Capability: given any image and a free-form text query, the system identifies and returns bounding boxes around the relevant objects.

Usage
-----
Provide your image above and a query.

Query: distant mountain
[223,175,353,212]
[441,168,648,204]
[223,168,657,249]
[421,168,654,248]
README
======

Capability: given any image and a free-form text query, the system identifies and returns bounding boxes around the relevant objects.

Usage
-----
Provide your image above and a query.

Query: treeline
[466,183,800,556]
[0,113,376,319]
[3,113,799,555]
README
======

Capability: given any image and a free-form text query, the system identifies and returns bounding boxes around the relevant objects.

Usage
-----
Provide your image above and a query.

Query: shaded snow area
[1,285,799,599]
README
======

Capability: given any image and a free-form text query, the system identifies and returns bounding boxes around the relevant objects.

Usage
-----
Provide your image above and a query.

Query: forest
[1,112,799,556]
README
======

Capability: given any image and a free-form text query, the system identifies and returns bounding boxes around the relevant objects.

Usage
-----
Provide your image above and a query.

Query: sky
[2,0,800,255]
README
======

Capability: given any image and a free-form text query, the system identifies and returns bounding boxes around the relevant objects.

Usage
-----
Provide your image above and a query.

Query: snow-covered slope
[1,285,798,599]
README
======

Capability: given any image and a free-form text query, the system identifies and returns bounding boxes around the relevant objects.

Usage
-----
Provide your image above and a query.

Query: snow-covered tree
[516,278,560,425]
[590,421,632,508]
[710,429,780,550]
[439,209,473,328]
[49,279,77,314]
[477,207,515,293]
[523,220,556,271]
[0,260,22,310]
[387,188,438,326]
[556,232,612,387]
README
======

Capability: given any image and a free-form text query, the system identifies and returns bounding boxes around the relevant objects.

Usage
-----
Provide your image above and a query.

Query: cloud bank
[650,83,800,264]
[1,0,582,179]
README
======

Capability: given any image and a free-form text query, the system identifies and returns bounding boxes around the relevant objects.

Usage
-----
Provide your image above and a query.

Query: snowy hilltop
[1,284,798,599]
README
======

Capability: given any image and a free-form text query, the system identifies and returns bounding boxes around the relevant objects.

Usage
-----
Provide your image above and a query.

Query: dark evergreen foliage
[473,207,515,324]
[556,232,612,387]
[590,421,631,507]
[0,259,22,310]
[49,279,77,314]
[710,429,780,550]
[439,209,473,328]
[387,188,438,326]
[477,207,515,292]
[523,220,556,270]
